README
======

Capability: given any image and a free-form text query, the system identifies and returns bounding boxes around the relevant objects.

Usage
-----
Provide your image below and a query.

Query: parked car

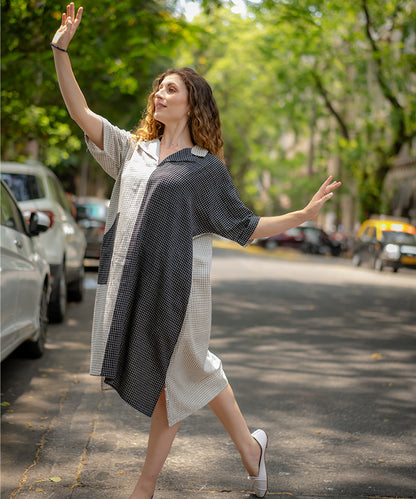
[256,225,342,256]
[301,226,342,256]
[256,227,305,250]
[1,162,86,322]
[73,196,109,261]
[352,217,416,272]
[1,180,51,361]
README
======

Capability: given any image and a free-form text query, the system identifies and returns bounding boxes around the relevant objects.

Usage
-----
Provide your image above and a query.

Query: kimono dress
[86,117,260,426]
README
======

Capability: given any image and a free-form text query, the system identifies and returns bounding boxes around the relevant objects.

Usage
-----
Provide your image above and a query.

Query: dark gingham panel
[97,213,119,285]
[101,149,259,417]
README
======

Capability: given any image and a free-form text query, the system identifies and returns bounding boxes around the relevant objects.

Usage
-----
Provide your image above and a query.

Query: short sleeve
[194,157,260,246]
[85,117,135,180]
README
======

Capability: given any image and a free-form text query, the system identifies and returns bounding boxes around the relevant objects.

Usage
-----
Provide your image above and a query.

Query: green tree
[176,0,415,222]
[175,7,331,216]
[1,0,189,191]
[251,0,416,219]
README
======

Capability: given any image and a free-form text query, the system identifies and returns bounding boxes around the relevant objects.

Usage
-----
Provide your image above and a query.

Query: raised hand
[51,2,83,51]
[304,176,341,220]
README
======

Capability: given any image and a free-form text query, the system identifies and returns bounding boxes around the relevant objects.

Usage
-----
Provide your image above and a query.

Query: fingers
[312,177,339,202]
[327,180,342,193]
[67,2,74,19]
[66,2,81,24]
[74,6,83,26]
[305,176,341,220]
[320,176,333,190]
[315,189,336,212]
[322,180,341,204]
[321,176,341,195]
[315,176,332,198]
[63,3,83,31]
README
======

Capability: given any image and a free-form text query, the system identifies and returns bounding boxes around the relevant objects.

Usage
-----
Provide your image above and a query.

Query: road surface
[2,245,416,498]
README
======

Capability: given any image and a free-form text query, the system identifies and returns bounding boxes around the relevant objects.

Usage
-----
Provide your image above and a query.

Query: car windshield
[0,173,45,201]
[382,231,416,245]
[302,228,321,243]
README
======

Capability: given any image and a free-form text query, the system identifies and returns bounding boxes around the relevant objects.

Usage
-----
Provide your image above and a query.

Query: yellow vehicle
[352,218,416,272]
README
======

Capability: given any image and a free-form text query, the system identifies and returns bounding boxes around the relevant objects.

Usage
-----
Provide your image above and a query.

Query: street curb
[213,238,307,261]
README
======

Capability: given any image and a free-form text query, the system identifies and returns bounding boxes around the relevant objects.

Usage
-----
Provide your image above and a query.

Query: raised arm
[51,2,103,149]
[251,176,341,239]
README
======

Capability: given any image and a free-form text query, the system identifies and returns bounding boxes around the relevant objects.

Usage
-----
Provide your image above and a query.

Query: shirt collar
[137,138,160,161]
[191,145,208,157]
[137,139,208,160]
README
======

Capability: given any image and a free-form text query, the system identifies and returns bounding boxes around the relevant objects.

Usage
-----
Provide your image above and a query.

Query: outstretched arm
[51,2,103,149]
[251,176,341,239]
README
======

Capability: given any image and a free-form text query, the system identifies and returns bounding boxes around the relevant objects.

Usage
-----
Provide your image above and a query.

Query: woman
[51,4,341,498]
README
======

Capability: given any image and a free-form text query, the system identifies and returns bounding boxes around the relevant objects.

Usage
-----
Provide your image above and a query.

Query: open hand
[51,2,83,51]
[304,176,341,220]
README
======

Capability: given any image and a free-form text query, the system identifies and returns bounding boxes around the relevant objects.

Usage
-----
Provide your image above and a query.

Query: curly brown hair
[133,67,224,162]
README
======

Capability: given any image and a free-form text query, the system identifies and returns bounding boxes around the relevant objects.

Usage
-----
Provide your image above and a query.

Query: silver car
[1,162,86,323]
[1,180,51,361]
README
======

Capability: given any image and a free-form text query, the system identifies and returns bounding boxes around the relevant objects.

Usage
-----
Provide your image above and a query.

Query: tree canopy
[176,0,416,221]
[2,0,415,224]
[1,0,189,189]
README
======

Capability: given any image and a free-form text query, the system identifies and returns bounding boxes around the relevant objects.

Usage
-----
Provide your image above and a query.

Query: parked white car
[1,162,86,323]
[1,180,51,361]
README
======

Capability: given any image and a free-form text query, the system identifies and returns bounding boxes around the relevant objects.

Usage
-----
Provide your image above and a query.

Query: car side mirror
[29,211,51,236]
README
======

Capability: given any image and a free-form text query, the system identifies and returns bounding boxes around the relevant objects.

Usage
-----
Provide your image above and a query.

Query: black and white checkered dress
[86,117,260,426]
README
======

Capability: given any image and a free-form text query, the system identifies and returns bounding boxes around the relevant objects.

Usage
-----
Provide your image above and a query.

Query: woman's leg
[208,383,261,476]
[130,389,180,499]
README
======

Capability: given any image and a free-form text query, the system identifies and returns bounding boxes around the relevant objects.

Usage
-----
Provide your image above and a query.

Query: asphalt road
[2,245,416,498]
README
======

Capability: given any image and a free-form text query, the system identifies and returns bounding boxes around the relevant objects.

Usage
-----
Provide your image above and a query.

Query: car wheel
[374,257,384,272]
[48,263,67,323]
[352,254,361,267]
[24,283,48,358]
[319,244,331,256]
[301,243,313,254]
[331,246,342,257]
[67,267,85,303]
[265,239,278,250]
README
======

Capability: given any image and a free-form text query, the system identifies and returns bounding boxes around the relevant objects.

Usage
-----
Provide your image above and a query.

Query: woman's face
[154,74,190,126]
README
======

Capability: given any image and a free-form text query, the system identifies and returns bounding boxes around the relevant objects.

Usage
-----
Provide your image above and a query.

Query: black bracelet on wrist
[50,42,68,53]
